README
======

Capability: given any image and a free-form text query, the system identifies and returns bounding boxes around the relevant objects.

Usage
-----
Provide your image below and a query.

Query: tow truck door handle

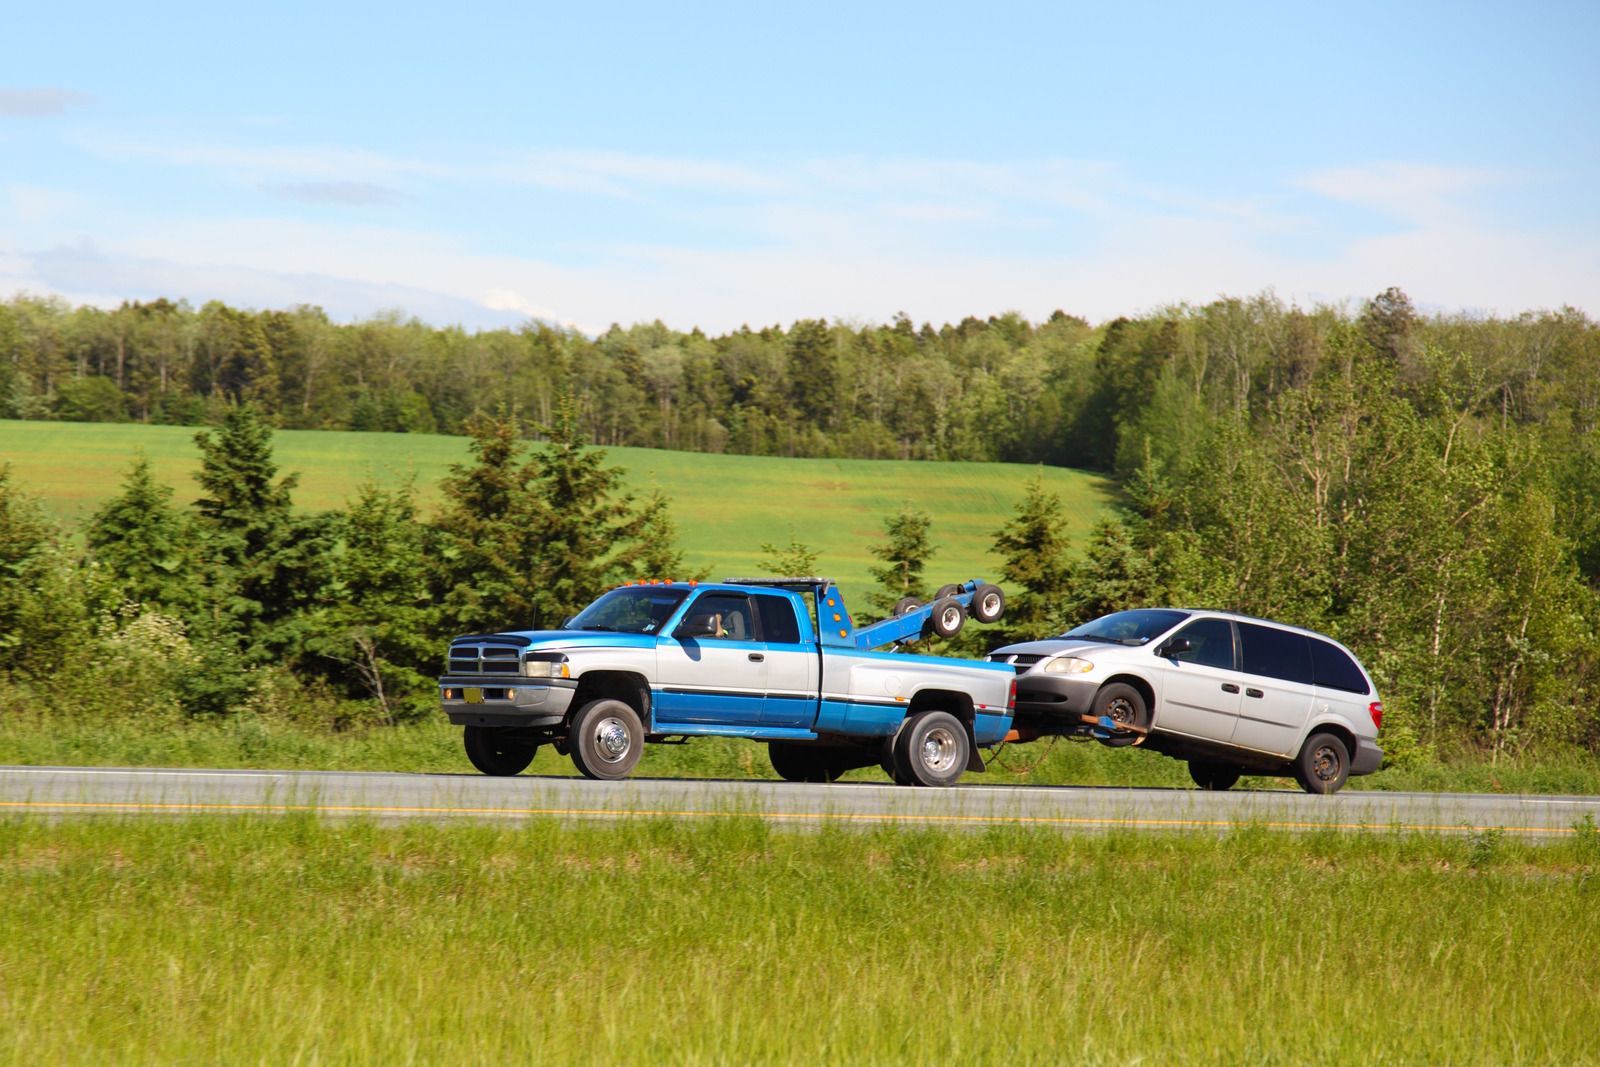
[748,653,765,662]
[1220,683,1240,694]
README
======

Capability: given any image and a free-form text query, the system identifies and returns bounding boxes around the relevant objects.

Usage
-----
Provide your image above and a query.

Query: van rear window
[1310,639,1370,694]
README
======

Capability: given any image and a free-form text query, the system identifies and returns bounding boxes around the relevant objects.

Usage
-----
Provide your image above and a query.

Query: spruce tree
[86,454,197,613]
[992,475,1071,641]
[867,506,934,615]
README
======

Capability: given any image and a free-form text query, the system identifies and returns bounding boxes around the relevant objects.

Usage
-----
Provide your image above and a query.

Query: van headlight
[523,654,570,679]
[1044,656,1094,674]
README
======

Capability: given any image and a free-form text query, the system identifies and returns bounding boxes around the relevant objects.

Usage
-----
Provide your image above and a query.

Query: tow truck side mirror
[560,615,576,629]
[676,614,719,639]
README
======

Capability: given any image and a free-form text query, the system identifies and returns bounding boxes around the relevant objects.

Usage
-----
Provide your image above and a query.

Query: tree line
[2,286,1598,762]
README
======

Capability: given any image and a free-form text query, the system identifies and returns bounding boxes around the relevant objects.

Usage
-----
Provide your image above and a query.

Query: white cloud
[0,88,92,118]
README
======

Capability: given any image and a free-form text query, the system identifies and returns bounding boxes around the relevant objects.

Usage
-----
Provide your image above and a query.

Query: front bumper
[1013,672,1100,718]
[1350,737,1384,776]
[439,677,577,727]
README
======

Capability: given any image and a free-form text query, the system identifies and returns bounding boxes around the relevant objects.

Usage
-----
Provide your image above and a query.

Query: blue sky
[3,0,1597,332]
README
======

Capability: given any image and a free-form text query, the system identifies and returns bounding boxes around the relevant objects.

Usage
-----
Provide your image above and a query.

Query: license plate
[464,687,485,704]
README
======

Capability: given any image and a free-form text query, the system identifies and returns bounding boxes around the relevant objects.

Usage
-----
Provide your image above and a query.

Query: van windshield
[1062,609,1190,646]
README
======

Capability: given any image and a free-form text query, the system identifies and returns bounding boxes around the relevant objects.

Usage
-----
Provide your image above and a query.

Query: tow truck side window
[753,594,801,645]
[683,593,756,641]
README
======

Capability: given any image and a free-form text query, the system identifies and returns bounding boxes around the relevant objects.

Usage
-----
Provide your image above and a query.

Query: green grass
[0,419,1114,593]
[7,712,1600,795]
[2,815,1597,1064]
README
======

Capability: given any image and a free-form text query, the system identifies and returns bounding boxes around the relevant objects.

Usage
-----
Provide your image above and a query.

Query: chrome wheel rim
[920,727,959,773]
[594,717,632,763]
[939,607,961,631]
[980,593,1001,617]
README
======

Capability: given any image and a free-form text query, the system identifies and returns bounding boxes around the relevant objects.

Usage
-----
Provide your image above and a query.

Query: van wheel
[893,710,970,787]
[1188,761,1242,791]
[1093,683,1149,748]
[769,742,843,783]
[568,699,644,781]
[463,726,537,776]
[1294,732,1350,794]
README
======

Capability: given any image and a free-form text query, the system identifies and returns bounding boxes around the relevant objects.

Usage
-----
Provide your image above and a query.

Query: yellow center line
[0,799,1577,835]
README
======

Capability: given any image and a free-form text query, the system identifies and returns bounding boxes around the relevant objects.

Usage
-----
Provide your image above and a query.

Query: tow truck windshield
[569,587,689,634]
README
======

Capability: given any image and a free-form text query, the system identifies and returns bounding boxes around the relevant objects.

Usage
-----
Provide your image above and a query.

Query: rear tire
[893,710,970,787]
[971,583,1005,623]
[1294,732,1350,794]
[928,598,966,638]
[568,699,645,781]
[768,742,843,783]
[1092,683,1149,748]
[1188,760,1242,791]
[463,726,537,776]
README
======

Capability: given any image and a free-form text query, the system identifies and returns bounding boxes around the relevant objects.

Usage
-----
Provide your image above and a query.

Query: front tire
[1294,732,1350,794]
[568,699,645,781]
[463,725,537,776]
[1093,683,1149,748]
[1188,760,1242,791]
[893,710,970,787]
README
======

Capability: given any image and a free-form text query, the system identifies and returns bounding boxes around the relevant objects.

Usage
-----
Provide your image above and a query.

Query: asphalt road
[4,765,1598,840]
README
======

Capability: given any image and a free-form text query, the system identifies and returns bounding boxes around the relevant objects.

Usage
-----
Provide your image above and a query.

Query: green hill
[0,419,1114,595]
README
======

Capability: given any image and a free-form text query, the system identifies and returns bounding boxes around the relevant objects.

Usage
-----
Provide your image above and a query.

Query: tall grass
[2,815,1597,1064]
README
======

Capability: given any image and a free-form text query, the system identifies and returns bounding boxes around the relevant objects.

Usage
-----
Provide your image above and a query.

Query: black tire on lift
[934,584,962,600]
[927,598,966,638]
[1092,682,1149,748]
[892,596,924,616]
[971,583,1005,623]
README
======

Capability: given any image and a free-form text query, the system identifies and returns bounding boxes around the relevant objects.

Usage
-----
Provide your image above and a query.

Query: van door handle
[748,653,764,662]
[1220,683,1240,694]
[1245,688,1264,699]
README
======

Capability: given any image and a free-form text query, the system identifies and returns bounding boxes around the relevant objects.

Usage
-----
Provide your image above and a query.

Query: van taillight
[1368,701,1384,730]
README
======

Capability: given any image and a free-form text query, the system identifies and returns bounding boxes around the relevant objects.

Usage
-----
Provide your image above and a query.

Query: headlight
[1044,656,1094,674]
[522,655,569,679]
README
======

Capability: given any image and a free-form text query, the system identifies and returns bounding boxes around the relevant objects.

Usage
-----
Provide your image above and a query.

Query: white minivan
[988,609,1384,794]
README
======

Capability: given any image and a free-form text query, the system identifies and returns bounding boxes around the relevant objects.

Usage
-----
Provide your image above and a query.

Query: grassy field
[2,814,1596,1064]
[0,419,1113,593]
[8,712,1600,796]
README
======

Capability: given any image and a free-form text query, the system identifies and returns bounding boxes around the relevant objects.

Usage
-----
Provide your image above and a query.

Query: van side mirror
[1159,637,1191,658]
[676,614,719,639]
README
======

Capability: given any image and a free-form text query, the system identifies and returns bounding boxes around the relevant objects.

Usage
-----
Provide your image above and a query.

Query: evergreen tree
[0,466,90,677]
[85,454,197,612]
[758,533,819,577]
[866,506,934,614]
[992,475,1072,640]
[190,405,327,654]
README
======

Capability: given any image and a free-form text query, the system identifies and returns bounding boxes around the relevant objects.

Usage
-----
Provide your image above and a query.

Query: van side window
[1310,638,1369,694]
[753,594,802,645]
[1169,618,1235,670]
[1238,623,1314,685]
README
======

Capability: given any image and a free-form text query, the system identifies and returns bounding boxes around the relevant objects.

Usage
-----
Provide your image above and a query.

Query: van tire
[1188,760,1242,791]
[1093,683,1149,748]
[1294,732,1350,794]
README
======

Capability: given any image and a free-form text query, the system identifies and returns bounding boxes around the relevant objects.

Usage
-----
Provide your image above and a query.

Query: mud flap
[965,723,986,772]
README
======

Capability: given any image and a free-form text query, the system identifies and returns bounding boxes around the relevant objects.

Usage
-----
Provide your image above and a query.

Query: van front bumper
[1012,673,1099,718]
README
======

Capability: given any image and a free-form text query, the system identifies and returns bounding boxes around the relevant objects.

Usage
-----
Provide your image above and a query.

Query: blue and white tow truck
[438,577,1014,786]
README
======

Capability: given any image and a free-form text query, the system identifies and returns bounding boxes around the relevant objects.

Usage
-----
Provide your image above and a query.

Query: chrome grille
[448,643,522,675]
[987,653,1045,674]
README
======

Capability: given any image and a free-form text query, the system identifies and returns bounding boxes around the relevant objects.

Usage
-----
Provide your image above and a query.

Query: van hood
[989,638,1124,659]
